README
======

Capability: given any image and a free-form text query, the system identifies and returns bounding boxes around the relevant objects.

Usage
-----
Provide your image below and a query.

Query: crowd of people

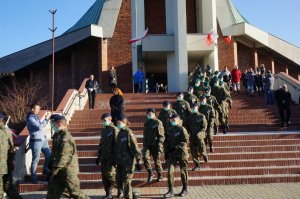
[0,63,293,199]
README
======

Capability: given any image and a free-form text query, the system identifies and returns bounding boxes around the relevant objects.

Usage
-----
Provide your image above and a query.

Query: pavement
[20,183,300,199]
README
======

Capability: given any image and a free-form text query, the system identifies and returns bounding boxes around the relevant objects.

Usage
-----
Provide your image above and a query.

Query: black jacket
[275,89,291,107]
[85,80,99,90]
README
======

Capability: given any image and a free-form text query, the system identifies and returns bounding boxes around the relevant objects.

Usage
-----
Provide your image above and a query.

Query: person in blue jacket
[133,68,145,93]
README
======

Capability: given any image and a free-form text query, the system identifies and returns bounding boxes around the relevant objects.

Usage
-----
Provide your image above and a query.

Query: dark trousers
[134,84,139,93]
[278,105,291,124]
[88,90,96,109]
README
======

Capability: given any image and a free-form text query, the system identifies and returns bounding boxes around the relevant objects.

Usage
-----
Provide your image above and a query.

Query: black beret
[187,86,193,92]
[117,115,127,121]
[50,114,61,121]
[147,108,155,113]
[204,87,211,92]
[163,101,170,107]
[101,113,111,119]
[53,115,66,123]
[176,92,184,96]
[170,114,180,119]
[190,103,199,108]
[199,95,206,101]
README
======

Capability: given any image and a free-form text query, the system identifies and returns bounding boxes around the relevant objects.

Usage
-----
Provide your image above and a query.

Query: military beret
[176,92,184,96]
[50,114,61,121]
[162,101,170,107]
[204,88,211,92]
[187,86,193,92]
[195,78,201,82]
[214,71,219,75]
[170,114,180,119]
[147,108,155,114]
[219,80,225,85]
[101,113,111,119]
[53,115,66,123]
[117,115,127,121]
[190,103,199,108]
[199,95,206,101]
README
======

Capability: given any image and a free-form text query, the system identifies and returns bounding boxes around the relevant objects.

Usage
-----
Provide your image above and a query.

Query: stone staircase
[18,92,300,192]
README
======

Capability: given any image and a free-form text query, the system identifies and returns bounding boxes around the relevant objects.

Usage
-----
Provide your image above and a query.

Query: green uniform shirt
[165,125,189,159]
[158,108,177,130]
[188,112,207,139]
[0,124,14,174]
[98,123,119,161]
[143,118,165,147]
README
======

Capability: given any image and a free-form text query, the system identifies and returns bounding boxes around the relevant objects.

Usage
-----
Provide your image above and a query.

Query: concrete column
[286,67,289,75]
[200,0,218,71]
[165,0,188,92]
[233,40,238,67]
[271,59,275,74]
[253,48,258,67]
[131,0,145,92]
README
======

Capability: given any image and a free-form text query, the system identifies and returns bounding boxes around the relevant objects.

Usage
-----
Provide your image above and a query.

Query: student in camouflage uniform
[198,96,215,153]
[193,78,204,98]
[96,113,118,199]
[143,109,165,183]
[158,101,177,132]
[189,103,208,171]
[184,86,199,106]
[204,88,222,135]
[115,115,142,199]
[46,115,89,199]
[172,92,191,129]
[211,81,232,134]
[164,114,189,198]
[0,113,23,199]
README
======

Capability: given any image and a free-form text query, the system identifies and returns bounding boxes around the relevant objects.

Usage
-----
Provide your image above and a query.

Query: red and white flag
[206,29,218,46]
[128,28,149,44]
[224,36,232,45]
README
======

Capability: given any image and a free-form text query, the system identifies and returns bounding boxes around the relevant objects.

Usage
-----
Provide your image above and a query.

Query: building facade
[0,0,300,103]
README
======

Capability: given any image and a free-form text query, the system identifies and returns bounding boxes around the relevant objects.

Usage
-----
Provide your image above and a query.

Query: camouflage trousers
[167,156,188,188]
[116,164,135,199]
[46,169,89,199]
[190,138,207,167]
[218,102,228,127]
[0,173,22,199]
[101,160,117,194]
[205,124,214,145]
[143,145,162,175]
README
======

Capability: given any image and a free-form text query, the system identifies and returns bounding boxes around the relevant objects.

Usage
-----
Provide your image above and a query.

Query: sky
[0,0,300,58]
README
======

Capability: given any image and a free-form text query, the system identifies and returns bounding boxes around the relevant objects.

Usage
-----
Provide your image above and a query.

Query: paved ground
[19,183,300,199]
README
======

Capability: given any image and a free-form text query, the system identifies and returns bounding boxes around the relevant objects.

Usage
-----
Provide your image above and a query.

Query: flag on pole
[128,28,149,44]
[224,36,232,45]
[206,29,218,46]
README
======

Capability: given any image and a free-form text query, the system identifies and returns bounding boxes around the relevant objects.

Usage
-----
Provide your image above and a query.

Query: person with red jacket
[231,66,242,93]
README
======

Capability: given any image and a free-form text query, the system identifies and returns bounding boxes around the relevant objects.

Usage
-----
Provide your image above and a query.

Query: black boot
[203,155,209,163]
[147,169,154,183]
[164,187,174,198]
[104,190,113,199]
[222,125,227,134]
[192,165,200,171]
[133,191,141,199]
[179,185,188,197]
[117,189,124,199]
[214,126,219,135]
[157,173,163,181]
[209,143,214,153]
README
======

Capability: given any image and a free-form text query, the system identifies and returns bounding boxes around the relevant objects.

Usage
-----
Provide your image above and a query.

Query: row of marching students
[97,81,232,199]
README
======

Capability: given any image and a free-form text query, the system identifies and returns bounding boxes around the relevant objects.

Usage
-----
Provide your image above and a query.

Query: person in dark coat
[109,67,117,88]
[148,74,157,93]
[85,75,99,110]
[274,85,292,127]
[109,88,125,124]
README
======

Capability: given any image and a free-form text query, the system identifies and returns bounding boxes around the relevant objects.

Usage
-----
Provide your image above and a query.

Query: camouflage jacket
[143,118,165,147]
[51,130,79,175]
[98,123,119,161]
[211,86,231,105]
[188,112,207,139]
[158,108,177,130]
[0,124,14,174]
[172,100,191,122]
[199,104,215,129]
[206,95,222,114]
[184,93,199,106]
[165,125,189,159]
[115,127,142,167]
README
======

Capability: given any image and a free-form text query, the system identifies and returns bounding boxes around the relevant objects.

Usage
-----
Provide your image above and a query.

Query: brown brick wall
[144,0,166,34]
[237,42,254,72]
[258,51,272,70]
[106,0,133,93]
[186,0,197,33]
[217,23,236,72]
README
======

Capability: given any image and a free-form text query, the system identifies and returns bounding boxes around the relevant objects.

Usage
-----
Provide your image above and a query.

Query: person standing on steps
[198,96,215,153]
[46,115,89,199]
[164,114,189,198]
[96,113,119,199]
[133,68,145,93]
[115,115,142,199]
[143,108,165,183]
[26,103,51,184]
[109,88,124,125]
[0,113,23,199]
[231,66,242,93]
[85,75,99,110]
[172,92,191,130]
[264,70,275,106]
[246,68,255,96]
[274,84,292,127]
[189,103,208,171]
[184,86,199,106]
[158,101,177,132]
[109,66,118,89]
